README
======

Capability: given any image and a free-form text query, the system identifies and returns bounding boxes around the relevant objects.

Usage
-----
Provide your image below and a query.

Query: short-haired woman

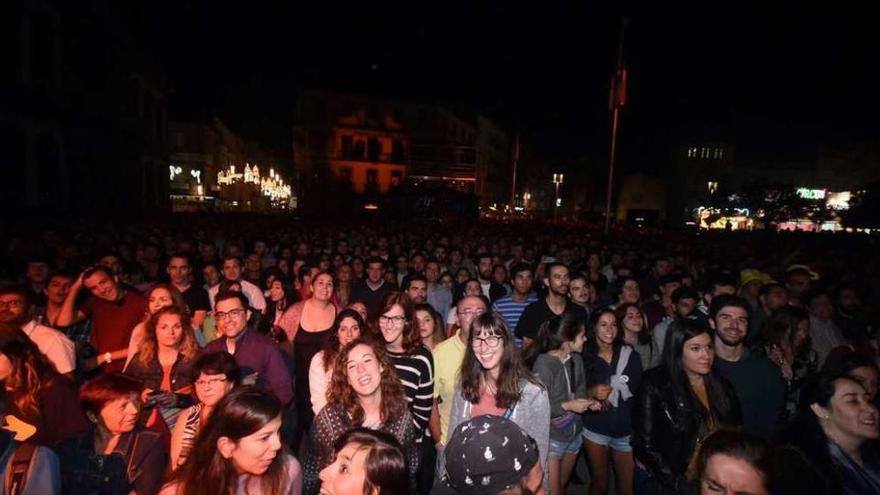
[56,373,167,495]
[319,428,408,495]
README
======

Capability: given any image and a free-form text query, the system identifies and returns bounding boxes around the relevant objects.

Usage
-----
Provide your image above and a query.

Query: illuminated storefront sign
[796,188,827,200]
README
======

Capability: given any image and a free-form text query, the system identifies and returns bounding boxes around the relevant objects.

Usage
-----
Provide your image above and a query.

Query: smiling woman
[444,311,550,492]
[782,372,880,494]
[303,338,419,495]
[632,319,742,494]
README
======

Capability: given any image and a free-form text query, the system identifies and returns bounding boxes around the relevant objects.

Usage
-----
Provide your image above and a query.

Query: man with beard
[56,265,146,373]
[475,254,507,303]
[747,282,789,345]
[834,285,871,342]
[710,295,786,438]
[0,286,75,374]
[515,262,587,350]
[651,286,702,360]
[404,275,428,305]
[784,265,815,307]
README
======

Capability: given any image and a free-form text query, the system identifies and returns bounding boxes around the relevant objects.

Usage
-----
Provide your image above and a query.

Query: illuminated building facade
[293,89,511,206]
[168,119,292,212]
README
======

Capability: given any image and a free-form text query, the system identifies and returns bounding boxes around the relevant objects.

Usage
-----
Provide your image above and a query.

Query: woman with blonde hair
[125,305,200,430]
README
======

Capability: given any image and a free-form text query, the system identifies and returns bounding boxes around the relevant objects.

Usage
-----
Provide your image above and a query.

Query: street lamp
[553,173,564,223]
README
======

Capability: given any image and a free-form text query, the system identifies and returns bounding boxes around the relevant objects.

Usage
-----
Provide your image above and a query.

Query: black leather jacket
[633,366,742,493]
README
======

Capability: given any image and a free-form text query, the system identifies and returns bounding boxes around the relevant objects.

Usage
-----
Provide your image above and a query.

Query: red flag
[609,66,627,110]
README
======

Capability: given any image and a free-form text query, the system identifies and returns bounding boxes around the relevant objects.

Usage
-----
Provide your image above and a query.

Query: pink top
[470,387,505,418]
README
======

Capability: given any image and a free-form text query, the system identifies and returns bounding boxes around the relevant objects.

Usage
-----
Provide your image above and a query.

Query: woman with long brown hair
[125,283,186,369]
[372,292,435,494]
[0,322,88,446]
[445,311,550,491]
[124,305,200,430]
[309,309,365,415]
[303,338,419,494]
[160,386,302,495]
[371,292,434,437]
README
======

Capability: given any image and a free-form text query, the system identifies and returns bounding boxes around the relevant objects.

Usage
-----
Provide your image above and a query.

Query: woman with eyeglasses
[372,292,434,436]
[444,311,550,492]
[168,351,240,470]
[372,292,435,493]
[309,309,365,415]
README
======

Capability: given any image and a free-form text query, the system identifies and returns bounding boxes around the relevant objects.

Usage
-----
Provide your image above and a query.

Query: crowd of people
[0,215,879,494]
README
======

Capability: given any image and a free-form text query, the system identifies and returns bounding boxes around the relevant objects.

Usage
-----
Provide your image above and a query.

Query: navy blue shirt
[582,344,643,438]
[713,350,787,439]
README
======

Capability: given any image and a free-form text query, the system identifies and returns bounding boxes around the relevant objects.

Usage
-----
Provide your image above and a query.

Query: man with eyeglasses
[201,292,292,409]
[0,286,76,375]
[515,262,587,351]
[430,295,488,470]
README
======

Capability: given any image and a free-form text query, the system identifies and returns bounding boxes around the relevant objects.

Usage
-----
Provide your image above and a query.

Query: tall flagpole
[509,128,520,213]
[605,17,628,235]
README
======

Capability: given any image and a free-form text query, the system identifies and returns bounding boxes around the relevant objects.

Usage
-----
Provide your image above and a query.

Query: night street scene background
[4,2,880,495]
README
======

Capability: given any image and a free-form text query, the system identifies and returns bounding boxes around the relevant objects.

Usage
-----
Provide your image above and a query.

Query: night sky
[123,2,880,173]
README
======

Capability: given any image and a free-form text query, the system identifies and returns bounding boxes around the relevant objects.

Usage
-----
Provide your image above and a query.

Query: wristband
[103,352,113,364]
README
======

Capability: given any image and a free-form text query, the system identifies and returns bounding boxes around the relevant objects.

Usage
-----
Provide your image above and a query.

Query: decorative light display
[217,163,291,203]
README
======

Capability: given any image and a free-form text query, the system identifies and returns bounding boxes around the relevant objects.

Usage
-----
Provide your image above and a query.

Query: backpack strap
[7,442,37,495]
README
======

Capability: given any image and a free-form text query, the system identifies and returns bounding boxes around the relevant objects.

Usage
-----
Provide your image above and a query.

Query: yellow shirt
[433,332,467,443]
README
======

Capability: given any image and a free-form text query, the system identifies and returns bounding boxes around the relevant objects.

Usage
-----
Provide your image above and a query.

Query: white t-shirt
[21,320,76,374]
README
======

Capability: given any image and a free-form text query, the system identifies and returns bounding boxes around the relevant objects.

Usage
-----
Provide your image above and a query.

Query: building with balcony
[292,89,511,206]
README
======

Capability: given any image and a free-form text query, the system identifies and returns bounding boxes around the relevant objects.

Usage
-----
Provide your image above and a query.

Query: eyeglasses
[195,378,228,387]
[457,309,485,317]
[379,315,407,325]
[472,335,502,348]
[0,300,25,309]
[215,308,246,320]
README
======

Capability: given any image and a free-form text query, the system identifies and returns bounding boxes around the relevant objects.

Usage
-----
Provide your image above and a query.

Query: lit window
[708,181,718,194]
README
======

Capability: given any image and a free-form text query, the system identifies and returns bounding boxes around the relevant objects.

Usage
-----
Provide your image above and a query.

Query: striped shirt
[387,345,434,439]
[492,293,539,331]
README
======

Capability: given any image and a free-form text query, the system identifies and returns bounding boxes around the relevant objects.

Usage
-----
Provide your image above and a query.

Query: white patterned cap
[444,414,539,495]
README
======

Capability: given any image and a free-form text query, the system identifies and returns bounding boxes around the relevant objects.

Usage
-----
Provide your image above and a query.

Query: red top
[82,290,146,373]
